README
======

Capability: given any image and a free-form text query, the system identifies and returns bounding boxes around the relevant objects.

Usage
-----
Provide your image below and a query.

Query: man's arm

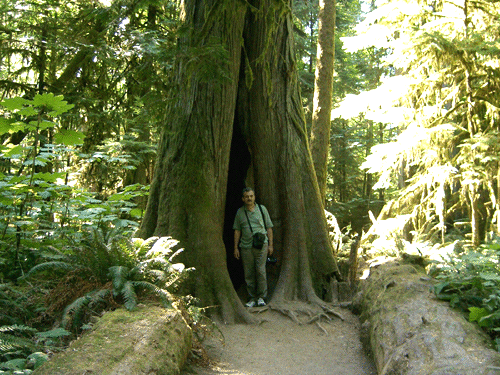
[234,230,241,259]
[267,228,273,255]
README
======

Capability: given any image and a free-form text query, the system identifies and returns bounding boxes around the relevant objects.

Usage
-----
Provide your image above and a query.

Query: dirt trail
[182,304,377,375]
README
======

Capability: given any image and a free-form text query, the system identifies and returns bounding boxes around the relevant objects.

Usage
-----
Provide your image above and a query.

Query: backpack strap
[244,204,267,232]
[244,209,254,233]
[258,204,267,230]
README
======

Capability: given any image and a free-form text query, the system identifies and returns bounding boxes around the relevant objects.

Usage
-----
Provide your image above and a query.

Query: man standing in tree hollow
[233,187,274,307]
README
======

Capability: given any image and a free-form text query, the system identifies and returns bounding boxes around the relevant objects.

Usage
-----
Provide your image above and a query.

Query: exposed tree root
[316,321,328,336]
[260,300,345,333]
[320,304,344,321]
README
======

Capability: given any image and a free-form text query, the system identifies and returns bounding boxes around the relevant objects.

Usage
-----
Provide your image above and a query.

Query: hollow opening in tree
[223,119,249,295]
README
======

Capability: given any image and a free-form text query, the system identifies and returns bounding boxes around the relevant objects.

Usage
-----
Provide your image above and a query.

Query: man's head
[242,187,255,207]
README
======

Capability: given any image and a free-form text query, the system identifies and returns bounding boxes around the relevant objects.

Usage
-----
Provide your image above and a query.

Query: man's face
[242,191,255,206]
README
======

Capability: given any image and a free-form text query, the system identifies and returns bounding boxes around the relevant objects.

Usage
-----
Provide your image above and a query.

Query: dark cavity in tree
[223,119,250,292]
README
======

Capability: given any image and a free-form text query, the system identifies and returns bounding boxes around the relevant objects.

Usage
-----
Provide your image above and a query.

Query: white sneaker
[245,300,256,307]
[257,298,266,307]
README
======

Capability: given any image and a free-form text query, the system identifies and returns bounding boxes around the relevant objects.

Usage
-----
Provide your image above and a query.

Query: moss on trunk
[34,306,192,375]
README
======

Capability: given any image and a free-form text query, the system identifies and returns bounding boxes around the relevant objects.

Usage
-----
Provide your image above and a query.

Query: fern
[0,325,36,335]
[0,331,36,358]
[121,281,137,311]
[20,261,77,281]
[134,236,159,258]
[108,266,130,296]
[61,289,111,331]
[132,281,172,308]
[35,328,71,340]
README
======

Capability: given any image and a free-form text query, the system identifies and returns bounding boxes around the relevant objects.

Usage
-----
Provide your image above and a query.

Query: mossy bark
[355,261,500,375]
[34,306,192,375]
[310,0,336,203]
[139,0,339,322]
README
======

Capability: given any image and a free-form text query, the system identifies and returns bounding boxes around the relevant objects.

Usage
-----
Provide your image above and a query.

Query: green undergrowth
[431,240,500,350]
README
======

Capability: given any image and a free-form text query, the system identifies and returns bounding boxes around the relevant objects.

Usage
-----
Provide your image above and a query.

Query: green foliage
[0,325,63,373]
[22,234,192,332]
[0,94,148,282]
[338,0,500,244]
[433,241,500,348]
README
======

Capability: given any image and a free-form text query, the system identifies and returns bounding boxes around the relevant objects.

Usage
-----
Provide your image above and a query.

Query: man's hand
[268,245,273,256]
[234,248,240,260]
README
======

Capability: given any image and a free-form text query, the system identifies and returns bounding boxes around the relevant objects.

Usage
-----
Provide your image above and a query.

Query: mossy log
[355,261,500,375]
[34,306,192,375]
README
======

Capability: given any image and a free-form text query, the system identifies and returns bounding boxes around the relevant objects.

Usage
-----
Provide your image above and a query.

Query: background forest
[1,0,500,372]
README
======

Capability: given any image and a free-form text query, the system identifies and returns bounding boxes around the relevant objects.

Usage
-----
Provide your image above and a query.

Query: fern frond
[20,261,76,280]
[121,281,137,311]
[61,294,92,330]
[0,325,37,335]
[132,281,172,308]
[0,332,36,353]
[108,266,130,295]
[143,269,167,284]
[135,236,159,258]
[61,288,111,331]
[35,328,71,340]
[168,248,184,263]
[146,236,178,258]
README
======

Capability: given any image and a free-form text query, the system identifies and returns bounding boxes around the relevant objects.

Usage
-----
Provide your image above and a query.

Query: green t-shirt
[233,204,273,249]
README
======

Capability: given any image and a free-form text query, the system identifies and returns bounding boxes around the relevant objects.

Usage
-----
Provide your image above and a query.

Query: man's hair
[242,187,254,196]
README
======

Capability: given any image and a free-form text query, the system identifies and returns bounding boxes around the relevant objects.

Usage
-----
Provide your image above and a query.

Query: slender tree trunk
[310,0,336,203]
[364,122,373,199]
[469,184,481,248]
[497,164,500,235]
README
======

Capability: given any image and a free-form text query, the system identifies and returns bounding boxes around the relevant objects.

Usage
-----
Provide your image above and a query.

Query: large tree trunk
[139,0,339,322]
[310,0,336,204]
[138,0,250,323]
[238,0,339,305]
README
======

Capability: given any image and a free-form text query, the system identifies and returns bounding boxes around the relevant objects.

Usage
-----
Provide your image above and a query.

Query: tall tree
[346,0,500,245]
[138,0,340,322]
[310,0,336,203]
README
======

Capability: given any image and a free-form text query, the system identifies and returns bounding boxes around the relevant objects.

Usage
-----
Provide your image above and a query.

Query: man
[233,187,274,307]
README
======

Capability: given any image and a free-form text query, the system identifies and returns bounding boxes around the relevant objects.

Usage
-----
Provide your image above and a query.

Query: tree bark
[310,0,336,203]
[139,0,250,323]
[237,0,340,304]
[139,0,339,321]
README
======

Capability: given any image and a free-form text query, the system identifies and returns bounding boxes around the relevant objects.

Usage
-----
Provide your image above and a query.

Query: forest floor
[181,302,377,375]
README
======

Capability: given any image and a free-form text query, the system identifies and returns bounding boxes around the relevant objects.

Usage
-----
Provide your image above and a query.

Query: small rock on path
[183,306,376,375]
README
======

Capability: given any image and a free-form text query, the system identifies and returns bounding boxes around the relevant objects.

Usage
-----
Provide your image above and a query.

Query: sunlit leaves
[53,129,85,146]
[338,0,500,241]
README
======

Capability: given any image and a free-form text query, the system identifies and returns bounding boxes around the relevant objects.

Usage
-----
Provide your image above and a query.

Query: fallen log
[354,261,500,375]
[34,305,192,375]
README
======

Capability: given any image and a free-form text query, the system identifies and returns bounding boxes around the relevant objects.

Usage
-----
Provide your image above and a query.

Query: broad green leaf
[433,282,449,295]
[0,118,14,135]
[33,93,74,116]
[31,172,66,183]
[3,144,24,157]
[469,306,488,323]
[53,129,85,146]
[39,120,56,130]
[18,106,38,116]
[479,273,500,282]
[129,208,143,218]
[1,97,30,110]
[108,193,133,201]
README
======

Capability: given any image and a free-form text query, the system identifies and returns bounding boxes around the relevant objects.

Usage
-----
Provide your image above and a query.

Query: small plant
[433,241,500,349]
[0,325,68,374]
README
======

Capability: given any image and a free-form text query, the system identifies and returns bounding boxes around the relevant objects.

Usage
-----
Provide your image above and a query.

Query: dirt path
[182,304,377,375]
